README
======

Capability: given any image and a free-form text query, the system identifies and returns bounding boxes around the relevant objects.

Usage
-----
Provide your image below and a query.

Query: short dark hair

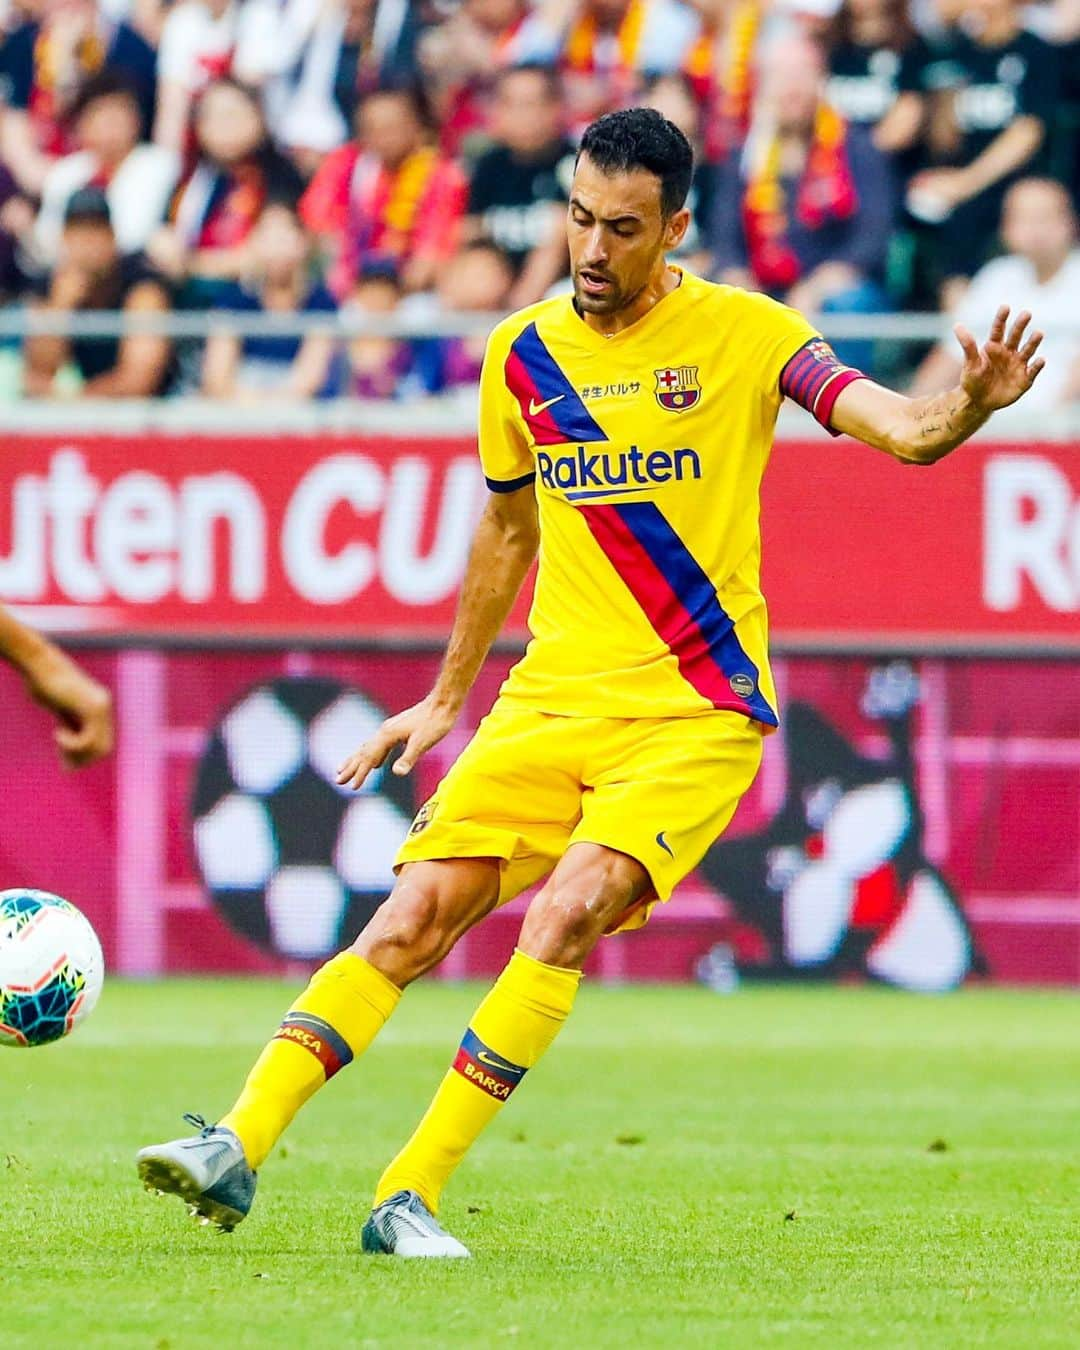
[360,80,435,132]
[495,62,562,101]
[64,185,113,228]
[577,107,693,217]
[68,69,141,126]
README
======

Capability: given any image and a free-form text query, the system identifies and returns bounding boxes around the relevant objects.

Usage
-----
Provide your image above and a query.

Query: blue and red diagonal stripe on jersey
[505,323,607,446]
[578,500,778,725]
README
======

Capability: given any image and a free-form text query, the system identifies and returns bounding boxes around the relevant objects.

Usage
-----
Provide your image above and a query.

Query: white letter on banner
[983,455,1076,612]
[179,474,266,602]
[95,472,177,603]
[46,449,106,601]
[0,474,47,597]
[380,456,483,604]
[282,456,384,603]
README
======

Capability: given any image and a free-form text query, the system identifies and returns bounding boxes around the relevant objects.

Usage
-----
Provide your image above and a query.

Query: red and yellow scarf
[564,0,647,72]
[742,104,857,291]
[683,0,760,159]
[30,24,105,154]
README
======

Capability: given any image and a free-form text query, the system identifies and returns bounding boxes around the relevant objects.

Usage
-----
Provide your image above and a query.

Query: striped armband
[779,338,869,435]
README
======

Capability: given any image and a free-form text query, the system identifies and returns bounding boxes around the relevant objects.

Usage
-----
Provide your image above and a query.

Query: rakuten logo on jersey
[0,448,482,613]
[983,455,1080,613]
[536,445,701,493]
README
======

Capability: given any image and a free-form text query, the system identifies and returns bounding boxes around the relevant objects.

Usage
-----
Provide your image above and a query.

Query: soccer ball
[191,678,415,961]
[0,890,105,1047]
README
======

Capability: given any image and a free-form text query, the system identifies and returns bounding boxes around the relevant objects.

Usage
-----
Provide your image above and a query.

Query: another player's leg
[362,842,650,1258]
[136,858,499,1228]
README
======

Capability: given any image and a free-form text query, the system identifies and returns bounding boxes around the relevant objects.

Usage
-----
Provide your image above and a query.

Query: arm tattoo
[907,388,987,459]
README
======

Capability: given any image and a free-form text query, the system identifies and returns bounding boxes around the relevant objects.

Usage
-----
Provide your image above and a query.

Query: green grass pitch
[4,979,1080,1348]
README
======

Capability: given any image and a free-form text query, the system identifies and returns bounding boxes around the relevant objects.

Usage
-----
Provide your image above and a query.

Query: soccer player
[137,108,1044,1255]
[0,604,113,767]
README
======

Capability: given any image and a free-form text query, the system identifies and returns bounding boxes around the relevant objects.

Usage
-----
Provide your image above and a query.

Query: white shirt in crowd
[953,251,1080,411]
[158,0,241,93]
[34,144,180,263]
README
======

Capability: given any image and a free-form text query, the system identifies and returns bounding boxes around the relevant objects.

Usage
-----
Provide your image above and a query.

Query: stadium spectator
[0,0,157,193]
[33,72,178,265]
[643,72,715,273]
[462,64,572,308]
[680,0,765,161]
[824,0,926,154]
[419,0,527,155]
[201,200,338,401]
[911,177,1080,409]
[710,34,895,352]
[237,0,422,167]
[413,239,514,393]
[153,0,243,152]
[904,0,1058,305]
[300,83,467,298]
[345,259,413,398]
[24,185,174,396]
[0,163,34,298]
[149,78,303,299]
[513,0,699,136]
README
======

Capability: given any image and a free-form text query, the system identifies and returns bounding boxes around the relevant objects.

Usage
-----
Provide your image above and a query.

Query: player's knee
[521,847,649,966]
[520,885,618,968]
[351,887,452,986]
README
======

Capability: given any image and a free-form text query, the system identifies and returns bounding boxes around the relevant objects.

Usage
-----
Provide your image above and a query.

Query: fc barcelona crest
[654,365,701,412]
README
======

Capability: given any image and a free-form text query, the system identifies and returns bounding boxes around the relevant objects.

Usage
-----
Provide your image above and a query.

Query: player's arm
[336,484,539,789]
[0,606,114,767]
[829,306,1044,464]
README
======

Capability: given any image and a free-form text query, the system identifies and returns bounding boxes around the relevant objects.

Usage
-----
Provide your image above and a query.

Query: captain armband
[779,339,869,435]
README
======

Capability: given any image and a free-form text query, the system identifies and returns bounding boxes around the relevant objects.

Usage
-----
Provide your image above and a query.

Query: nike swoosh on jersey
[528,394,565,416]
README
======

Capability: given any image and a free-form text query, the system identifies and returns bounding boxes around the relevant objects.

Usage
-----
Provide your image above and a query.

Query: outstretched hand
[956,305,1044,412]
[335,694,459,792]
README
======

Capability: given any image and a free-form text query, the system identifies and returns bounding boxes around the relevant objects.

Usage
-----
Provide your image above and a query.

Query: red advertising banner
[0,649,1075,986]
[1,434,1077,647]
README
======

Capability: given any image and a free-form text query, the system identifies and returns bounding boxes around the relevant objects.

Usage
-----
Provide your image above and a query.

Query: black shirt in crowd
[826,42,923,127]
[946,29,1058,165]
[467,139,575,272]
[43,253,175,392]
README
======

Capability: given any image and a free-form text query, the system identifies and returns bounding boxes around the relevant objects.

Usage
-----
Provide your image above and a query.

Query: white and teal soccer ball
[0,890,104,1048]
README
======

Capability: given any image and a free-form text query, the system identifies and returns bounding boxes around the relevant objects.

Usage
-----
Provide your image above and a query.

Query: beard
[572,268,645,315]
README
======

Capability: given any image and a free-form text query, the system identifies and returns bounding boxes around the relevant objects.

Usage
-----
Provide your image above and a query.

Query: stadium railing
[4,309,1079,341]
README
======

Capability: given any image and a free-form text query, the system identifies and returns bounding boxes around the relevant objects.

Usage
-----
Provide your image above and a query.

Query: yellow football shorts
[394,698,764,933]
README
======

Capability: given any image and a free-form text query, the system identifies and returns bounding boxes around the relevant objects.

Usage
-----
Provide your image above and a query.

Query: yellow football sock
[373,948,581,1212]
[221,952,400,1168]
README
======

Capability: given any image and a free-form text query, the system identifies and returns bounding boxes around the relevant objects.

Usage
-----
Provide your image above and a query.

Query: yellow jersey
[478,267,863,726]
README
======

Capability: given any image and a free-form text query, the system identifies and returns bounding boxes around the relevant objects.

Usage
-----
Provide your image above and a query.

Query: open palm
[957,305,1045,412]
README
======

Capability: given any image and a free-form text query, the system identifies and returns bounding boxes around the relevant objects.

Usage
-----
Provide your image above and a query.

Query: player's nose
[584,225,608,263]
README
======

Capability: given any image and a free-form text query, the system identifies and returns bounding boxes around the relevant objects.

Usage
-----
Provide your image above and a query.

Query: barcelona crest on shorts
[654,365,701,412]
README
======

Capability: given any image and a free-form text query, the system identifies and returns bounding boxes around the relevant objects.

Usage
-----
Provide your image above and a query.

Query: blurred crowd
[0,0,1077,404]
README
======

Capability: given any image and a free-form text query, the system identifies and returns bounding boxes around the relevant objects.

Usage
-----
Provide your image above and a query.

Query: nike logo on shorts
[528,394,565,416]
[656,831,673,858]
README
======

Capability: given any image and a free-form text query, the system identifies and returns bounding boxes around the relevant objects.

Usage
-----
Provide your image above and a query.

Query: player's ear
[664,206,691,253]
